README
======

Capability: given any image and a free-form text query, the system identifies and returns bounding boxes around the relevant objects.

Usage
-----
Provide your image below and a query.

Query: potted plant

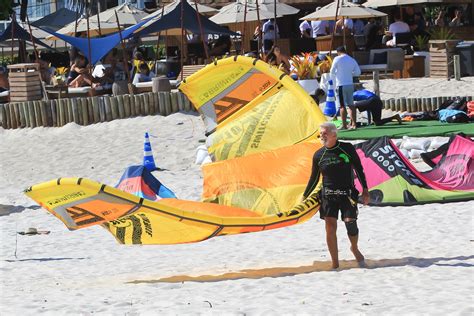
[413,34,430,77]
[290,53,325,96]
[427,27,459,78]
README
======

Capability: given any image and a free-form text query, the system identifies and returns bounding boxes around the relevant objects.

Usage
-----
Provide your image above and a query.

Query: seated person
[67,54,97,88]
[449,9,464,27]
[37,54,55,85]
[265,46,291,74]
[209,35,232,57]
[353,89,402,126]
[132,62,155,85]
[0,66,9,93]
[384,12,410,47]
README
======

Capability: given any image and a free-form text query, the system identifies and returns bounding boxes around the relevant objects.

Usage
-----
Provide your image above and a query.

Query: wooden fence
[0,91,194,129]
[381,95,474,112]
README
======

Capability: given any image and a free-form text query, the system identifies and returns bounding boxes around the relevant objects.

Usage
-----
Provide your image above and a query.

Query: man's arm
[353,59,361,77]
[303,152,321,199]
[330,57,337,77]
[347,144,368,189]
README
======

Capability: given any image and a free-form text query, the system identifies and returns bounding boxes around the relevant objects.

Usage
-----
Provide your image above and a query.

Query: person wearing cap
[329,46,361,129]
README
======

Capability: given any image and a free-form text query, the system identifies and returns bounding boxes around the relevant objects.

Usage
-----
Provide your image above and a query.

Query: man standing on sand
[303,122,369,269]
[330,46,361,130]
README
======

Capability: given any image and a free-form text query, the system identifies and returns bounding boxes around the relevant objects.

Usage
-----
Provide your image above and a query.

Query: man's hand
[361,188,370,205]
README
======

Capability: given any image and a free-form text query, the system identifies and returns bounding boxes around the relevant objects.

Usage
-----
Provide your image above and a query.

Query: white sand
[362,76,474,100]
[1,113,473,314]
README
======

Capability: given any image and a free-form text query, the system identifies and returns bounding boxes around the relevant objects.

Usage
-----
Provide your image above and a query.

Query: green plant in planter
[428,27,456,40]
[414,35,429,51]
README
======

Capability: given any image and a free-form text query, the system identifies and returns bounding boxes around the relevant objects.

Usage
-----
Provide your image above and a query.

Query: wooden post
[104,96,112,121]
[50,99,57,127]
[453,55,461,81]
[92,96,100,123]
[123,94,131,117]
[80,98,89,125]
[373,70,380,97]
[134,95,141,115]
[99,97,106,122]
[110,96,119,120]
[117,95,125,118]
[40,101,48,126]
[401,97,407,112]
[170,91,179,113]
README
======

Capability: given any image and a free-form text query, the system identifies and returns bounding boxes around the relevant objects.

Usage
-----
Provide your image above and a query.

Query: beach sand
[1,113,473,314]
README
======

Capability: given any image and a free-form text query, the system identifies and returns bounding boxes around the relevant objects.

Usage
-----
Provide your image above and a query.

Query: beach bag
[439,109,469,123]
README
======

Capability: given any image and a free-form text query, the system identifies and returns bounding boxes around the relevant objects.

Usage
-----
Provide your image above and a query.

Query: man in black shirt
[303,122,369,269]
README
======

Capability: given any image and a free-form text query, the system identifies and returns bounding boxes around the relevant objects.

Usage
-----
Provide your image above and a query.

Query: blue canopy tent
[0,18,51,49]
[136,0,238,37]
[40,20,148,65]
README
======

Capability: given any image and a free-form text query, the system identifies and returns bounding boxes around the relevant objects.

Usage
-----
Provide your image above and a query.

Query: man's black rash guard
[303,141,368,198]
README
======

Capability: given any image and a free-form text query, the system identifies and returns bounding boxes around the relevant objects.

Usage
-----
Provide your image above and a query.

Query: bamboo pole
[330,0,342,53]
[11,13,15,61]
[242,0,248,55]
[194,0,209,61]
[256,0,262,56]
[180,0,185,81]
[114,10,132,84]
[86,0,93,74]
[96,1,102,37]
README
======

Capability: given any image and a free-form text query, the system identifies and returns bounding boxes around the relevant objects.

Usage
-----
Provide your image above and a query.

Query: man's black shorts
[319,188,359,220]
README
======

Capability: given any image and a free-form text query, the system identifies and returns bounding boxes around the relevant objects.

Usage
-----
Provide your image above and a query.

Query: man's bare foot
[338,126,347,130]
[332,262,340,269]
[350,246,365,263]
[348,125,357,130]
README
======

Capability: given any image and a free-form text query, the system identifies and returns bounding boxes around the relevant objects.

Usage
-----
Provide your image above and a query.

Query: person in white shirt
[329,46,361,130]
[385,13,410,47]
[262,19,279,52]
[299,20,312,38]
[311,20,329,38]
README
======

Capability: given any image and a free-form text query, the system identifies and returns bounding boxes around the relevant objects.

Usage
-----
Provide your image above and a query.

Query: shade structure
[0,18,51,49]
[142,0,218,20]
[301,1,386,21]
[210,0,299,24]
[41,20,147,65]
[31,8,78,31]
[364,0,473,7]
[136,0,238,37]
[90,3,148,25]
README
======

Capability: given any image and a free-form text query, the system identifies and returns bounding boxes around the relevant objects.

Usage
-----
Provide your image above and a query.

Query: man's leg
[344,217,365,264]
[374,114,402,126]
[325,217,339,269]
[348,106,357,129]
[338,86,348,129]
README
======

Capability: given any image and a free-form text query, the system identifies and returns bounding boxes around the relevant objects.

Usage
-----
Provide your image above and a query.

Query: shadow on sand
[5,257,89,263]
[0,204,41,217]
[128,255,474,284]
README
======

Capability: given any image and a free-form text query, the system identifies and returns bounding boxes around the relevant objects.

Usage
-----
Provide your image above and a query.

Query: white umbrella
[49,18,119,39]
[301,1,386,21]
[90,3,148,25]
[142,0,218,20]
[210,0,299,24]
[364,0,472,7]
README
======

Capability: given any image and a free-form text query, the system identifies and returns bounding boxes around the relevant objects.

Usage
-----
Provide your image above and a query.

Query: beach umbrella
[210,0,299,24]
[90,3,148,25]
[30,8,77,31]
[142,0,218,20]
[363,0,472,8]
[52,18,120,38]
[301,1,386,21]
